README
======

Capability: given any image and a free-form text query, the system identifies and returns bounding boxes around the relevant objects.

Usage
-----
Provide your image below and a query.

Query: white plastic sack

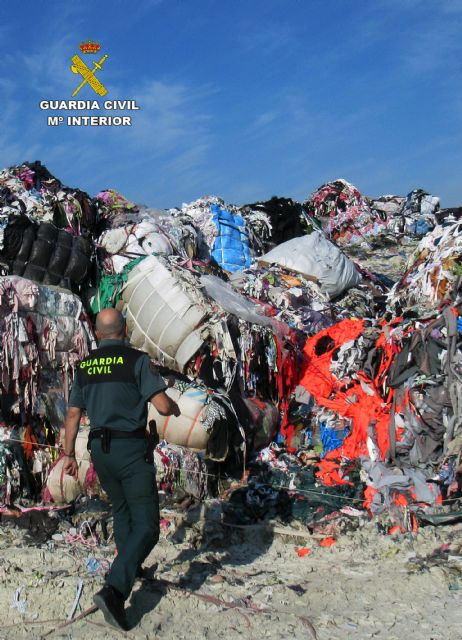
[200,274,274,327]
[259,231,361,299]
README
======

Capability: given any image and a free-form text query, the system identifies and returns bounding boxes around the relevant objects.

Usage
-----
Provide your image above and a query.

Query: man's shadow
[126,521,274,630]
[125,476,276,629]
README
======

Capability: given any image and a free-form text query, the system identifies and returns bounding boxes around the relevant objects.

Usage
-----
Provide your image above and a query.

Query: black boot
[93,584,128,631]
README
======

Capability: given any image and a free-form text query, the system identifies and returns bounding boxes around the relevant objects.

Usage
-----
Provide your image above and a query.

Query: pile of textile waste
[0,159,461,539]
[0,276,94,504]
[388,219,462,316]
[305,178,439,247]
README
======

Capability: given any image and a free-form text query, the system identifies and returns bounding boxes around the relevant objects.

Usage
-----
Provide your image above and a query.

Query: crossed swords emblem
[71,54,108,97]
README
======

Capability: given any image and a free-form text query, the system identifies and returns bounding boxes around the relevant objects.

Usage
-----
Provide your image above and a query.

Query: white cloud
[252,110,280,129]
[237,21,296,56]
[126,80,213,154]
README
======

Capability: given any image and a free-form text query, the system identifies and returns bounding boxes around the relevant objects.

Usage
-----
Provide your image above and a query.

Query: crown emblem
[79,40,101,54]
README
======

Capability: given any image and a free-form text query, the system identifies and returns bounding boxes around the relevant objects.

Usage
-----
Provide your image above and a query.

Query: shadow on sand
[125,503,274,630]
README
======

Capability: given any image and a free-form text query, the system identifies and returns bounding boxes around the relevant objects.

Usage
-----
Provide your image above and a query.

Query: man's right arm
[150,391,181,417]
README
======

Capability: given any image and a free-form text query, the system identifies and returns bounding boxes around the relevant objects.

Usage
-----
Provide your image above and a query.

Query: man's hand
[62,455,79,480]
[150,391,181,417]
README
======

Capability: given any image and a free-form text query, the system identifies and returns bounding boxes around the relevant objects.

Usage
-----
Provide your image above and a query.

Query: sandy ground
[1,504,462,640]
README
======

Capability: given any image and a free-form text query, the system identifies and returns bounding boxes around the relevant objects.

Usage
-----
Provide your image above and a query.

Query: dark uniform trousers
[91,437,160,599]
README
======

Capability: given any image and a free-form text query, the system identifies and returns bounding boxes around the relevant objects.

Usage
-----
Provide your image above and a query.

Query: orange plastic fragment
[392,493,409,507]
[389,526,405,535]
[319,537,336,547]
[295,547,312,557]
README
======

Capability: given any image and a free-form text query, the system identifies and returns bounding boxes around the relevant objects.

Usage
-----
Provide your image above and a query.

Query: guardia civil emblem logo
[71,40,108,97]
[40,39,139,127]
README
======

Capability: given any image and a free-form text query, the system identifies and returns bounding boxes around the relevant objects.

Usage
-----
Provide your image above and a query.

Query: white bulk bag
[122,255,209,371]
[259,231,361,299]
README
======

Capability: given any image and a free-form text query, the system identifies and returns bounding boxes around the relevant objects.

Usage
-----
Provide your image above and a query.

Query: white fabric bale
[148,386,210,450]
[99,226,128,255]
[76,460,91,489]
[99,220,173,267]
[122,255,208,371]
[259,231,362,299]
[46,457,84,504]
[74,426,90,463]
[111,254,131,273]
[141,231,172,255]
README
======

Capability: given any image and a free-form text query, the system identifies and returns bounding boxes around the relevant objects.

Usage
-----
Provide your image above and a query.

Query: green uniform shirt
[69,339,166,432]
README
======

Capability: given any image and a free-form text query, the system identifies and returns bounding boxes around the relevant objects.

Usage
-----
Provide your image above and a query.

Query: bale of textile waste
[45,458,102,504]
[396,188,439,236]
[241,196,307,252]
[296,313,462,526]
[0,161,97,236]
[228,264,335,335]
[148,381,237,460]
[138,207,198,260]
[98,218,174,273]
[44,428,103,504]
[44,456,89,504]
[0,275,93,361]
[95,188,139,229]
[368,195,405,220]
[90,256,146,313]
[210,204,252,272]
[167,195,222,260]
[2,220,92,289]
[169,196,255,269]
[149,385,210,450]
[305,179,438,245]
[243,397,279,450]
[122,254,209,371]
[305,179,379,246]
[0,276,94,418]
[387,220,462,313]
[259,231,361,299]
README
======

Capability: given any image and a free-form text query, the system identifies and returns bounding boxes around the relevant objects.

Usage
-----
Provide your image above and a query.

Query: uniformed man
[62,308,180,631]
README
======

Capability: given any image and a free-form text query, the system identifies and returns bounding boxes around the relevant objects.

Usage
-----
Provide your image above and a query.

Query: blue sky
[0,0,461,208]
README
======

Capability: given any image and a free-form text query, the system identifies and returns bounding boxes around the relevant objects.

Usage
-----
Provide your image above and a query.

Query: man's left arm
[62,406,82,479]
[62,370,85,479]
